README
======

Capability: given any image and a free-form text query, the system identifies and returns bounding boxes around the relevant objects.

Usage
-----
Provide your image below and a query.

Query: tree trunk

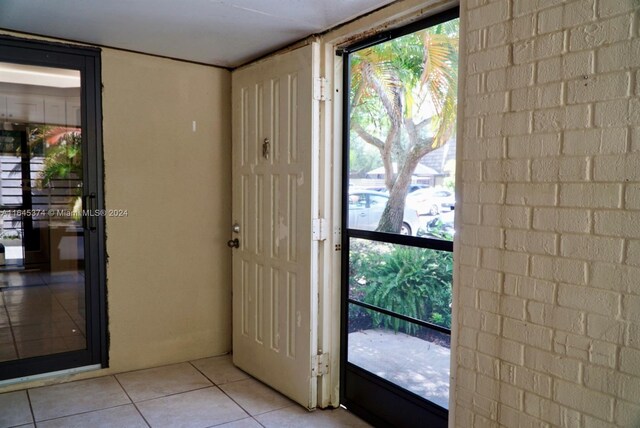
[376,154,422,233]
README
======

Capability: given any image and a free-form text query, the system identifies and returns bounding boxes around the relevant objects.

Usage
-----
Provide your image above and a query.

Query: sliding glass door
[340,8,458,427]
[0,37,106,380]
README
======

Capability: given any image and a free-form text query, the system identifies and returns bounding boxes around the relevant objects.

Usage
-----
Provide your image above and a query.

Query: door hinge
[313,77,330,101]
[311,352,330,376]
[312,218,327,241]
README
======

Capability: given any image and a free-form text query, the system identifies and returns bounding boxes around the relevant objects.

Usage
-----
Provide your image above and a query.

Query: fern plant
[351,243,452,334]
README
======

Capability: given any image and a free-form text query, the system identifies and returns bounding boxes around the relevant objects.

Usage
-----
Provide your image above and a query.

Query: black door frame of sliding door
[0,35,107,380]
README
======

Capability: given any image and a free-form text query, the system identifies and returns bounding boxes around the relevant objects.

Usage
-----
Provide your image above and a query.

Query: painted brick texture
[455,0,640,426]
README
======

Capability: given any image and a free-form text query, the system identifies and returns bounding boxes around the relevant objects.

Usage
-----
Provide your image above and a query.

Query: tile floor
[0,355,372,428]
[0,271,86,362]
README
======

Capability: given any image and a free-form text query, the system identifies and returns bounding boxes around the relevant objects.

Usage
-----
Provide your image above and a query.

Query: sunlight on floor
[348,329,450,408]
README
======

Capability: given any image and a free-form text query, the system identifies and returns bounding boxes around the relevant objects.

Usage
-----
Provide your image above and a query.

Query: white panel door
[231,42,320,409]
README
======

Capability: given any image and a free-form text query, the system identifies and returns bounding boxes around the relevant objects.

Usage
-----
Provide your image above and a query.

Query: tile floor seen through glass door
[0,355,371,427]
[0,271,86,362]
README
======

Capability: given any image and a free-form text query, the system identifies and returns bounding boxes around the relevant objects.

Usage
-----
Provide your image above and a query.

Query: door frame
[334,6,459,427]
[0,35,107,380]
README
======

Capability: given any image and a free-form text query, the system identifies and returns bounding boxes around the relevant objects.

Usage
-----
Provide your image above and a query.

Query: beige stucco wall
[102,49,232,371]
[0,32,232,391]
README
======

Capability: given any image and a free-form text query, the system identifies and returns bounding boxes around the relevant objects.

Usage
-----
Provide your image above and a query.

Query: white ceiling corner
[0,0,396,68]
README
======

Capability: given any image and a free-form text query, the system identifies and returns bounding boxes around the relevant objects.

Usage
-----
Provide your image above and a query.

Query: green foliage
[27,126,47,156]
[349,241,452,334]
[26,126,83,187]
[348,19,459,232]
[443,176,455,191]
[0,232,20,240]
[417,217,454,241]
[349,135,383,177]
[39,131,82,187]
[32,127,83,220]
[348,240,379,331]
[350,19,459,154]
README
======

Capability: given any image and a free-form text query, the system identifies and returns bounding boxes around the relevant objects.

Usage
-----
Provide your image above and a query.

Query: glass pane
[0,62,85,361]
[348,305,450,408]
[348,19,459,240]
[349,238,452,330]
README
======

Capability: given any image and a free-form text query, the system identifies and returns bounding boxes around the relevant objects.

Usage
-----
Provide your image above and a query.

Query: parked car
[406,187,455,215]
[407,184,428,193]
[348,191,421,236]
[369,184,427,194]
[422,210,455,239]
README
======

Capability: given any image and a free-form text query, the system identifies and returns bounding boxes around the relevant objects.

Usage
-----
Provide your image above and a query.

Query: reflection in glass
[348,19,459,237]
[0,63,85,362]
[348,306,450,408]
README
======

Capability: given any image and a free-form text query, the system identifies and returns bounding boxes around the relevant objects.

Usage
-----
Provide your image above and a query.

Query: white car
[406,188,455,216]
[423,210,455,239]
[348,191,421,236]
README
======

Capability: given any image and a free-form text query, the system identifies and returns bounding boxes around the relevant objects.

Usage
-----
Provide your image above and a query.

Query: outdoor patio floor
[348,329,450,409]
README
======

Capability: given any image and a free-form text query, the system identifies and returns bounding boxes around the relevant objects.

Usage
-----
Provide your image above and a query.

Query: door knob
[227,238,240,248]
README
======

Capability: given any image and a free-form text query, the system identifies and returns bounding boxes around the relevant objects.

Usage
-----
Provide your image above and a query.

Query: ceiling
[0,62,80,87]
[0,0,396,68]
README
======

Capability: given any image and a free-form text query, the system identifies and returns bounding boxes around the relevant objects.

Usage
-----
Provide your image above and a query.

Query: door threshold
[0,364,102,388]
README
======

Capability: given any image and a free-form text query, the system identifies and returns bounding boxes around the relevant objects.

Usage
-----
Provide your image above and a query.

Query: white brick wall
[455,0,640,426]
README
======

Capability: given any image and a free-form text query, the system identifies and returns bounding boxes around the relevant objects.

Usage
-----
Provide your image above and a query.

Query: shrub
[349,241,452,334]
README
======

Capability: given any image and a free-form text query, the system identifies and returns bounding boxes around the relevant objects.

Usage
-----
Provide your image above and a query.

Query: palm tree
[29,125,83,220]
[39,129,82,187]
[349,19,458,233]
